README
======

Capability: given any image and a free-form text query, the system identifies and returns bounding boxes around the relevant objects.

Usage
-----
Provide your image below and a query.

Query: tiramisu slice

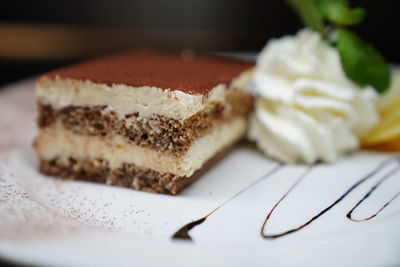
[34,51,253,194]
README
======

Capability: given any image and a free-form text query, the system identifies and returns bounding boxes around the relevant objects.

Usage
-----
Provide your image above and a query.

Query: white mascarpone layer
[36,70,252,122]
[35,118,246,176]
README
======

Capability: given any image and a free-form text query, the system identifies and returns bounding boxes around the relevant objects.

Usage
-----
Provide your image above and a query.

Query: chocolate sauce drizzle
[261,157,400,239]
[172,164,282,240]
[346,165,400,222]
[172,218,206,240]
[171,157,400,241]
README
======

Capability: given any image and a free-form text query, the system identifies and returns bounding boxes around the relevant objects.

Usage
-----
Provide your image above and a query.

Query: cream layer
[35,118,246,176]
[36,70,252,122]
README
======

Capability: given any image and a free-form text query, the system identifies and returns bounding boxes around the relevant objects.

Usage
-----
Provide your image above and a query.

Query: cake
[34,51,253,194]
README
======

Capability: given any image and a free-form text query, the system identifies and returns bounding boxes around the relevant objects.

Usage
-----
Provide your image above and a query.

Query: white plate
[0,80,399,267]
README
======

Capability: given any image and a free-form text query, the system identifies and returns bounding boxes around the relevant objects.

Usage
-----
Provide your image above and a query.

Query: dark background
[0,0,399,86]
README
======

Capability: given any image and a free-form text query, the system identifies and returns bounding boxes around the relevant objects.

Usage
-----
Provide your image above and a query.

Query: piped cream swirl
[248,29,379,163]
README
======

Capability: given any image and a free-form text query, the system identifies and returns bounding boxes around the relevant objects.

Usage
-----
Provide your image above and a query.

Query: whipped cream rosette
[248,29,379,163]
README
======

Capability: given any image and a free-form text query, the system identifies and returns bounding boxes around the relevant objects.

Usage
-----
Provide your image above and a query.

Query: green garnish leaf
[285,0,391,94]
[286,0,324,32]
[335,29,391,94]
[316,0,366,25]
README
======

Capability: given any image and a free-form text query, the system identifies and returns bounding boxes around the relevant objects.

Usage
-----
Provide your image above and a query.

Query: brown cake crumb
[37,91,253,156]
[39,142,238,195]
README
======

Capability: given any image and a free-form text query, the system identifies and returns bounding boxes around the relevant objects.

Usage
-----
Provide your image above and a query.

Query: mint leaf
[335,29,391,94]
[286,0,324,32]
[316,0,366,25]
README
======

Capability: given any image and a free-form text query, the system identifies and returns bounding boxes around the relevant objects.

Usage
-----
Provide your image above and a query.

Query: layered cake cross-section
[34,51,253,194]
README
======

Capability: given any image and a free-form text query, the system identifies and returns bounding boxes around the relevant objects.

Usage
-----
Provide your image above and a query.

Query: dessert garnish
[361,69,400,151]
[248,0,396,163]
[287,0,390,93]
[172,157,400,241]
